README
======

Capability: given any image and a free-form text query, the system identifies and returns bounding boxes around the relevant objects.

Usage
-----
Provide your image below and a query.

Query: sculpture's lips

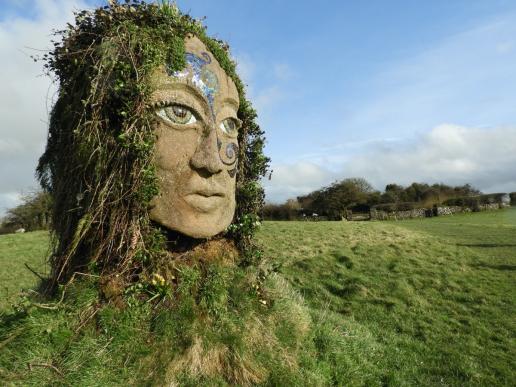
[184,191,225,212]
[191,189,225,198]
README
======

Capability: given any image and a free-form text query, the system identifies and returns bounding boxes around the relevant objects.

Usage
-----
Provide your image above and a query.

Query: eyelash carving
[155,102,199,126]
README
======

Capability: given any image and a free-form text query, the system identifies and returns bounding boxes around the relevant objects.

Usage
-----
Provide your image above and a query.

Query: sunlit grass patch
[256,208,516,385]
[0,231,49,310]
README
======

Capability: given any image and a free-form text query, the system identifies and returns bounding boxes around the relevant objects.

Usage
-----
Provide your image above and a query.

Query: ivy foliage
[36,0,269,288]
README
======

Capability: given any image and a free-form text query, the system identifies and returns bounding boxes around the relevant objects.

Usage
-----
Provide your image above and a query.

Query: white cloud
[253,85,286,114]
[346,124,516,190]
[263,161,336,203]
[265,124,516,202]
[273,63,293,81]
[496,41,513,54]
[263,14,516,203]
[0,0,88,216]
[233,55,290,126]
[233,50,296,128]
[0,192,23,218]
[233,52,256,87]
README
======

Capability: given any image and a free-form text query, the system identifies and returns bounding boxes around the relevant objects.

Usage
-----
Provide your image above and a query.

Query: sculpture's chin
[149,199,236,239]
[168,215,231,239]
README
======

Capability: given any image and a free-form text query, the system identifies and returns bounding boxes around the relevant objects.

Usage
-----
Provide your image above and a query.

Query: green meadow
[255,208,515,385]
[1,208,515,385]
[0,231,49,311]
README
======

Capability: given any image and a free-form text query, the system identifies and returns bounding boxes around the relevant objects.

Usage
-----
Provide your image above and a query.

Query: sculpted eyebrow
[154,81,210,107]
[220,96,239,110]
[152,84,211,117]
[180,83,212,107]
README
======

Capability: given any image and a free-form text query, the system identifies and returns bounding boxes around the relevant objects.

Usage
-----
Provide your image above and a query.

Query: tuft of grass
[0,254,316,385]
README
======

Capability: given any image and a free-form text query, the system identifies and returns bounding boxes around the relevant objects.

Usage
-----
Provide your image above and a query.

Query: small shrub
[510,192,516,205]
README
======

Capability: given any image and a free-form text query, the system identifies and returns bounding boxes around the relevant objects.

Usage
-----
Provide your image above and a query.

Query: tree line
[1,183,514,231]
[0,190,52,234]
[261,178,512,220]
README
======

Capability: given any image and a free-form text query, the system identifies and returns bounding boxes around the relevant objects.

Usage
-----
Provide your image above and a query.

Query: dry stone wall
[370,208,428,221]
[370,203,506,221]
[435,206,469,216]
[478,203,505,211]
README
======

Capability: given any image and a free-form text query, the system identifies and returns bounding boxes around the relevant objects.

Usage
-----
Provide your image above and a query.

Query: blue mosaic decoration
[224,143,238,164]
[167,51,220,111]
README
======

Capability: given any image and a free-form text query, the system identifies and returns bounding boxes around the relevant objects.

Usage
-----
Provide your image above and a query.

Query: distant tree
[261,199,301,220]
[510,193,516,206]
[453,184,481,196]
[283,179,484,221]
[365,190,382,207]
[383,184,405,203]
[404,183,430,202]
[311,178,374,219]
[285,198,301,211]
[379,182,481,207]
[1,190,52,233]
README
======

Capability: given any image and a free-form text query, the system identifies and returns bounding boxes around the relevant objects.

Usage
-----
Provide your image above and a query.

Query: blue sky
[1,0,516,214]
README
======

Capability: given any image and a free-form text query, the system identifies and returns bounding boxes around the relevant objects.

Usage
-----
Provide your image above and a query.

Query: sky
[1,0,516,216]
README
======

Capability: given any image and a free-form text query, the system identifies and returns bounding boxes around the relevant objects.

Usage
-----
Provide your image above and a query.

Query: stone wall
[370,208,428,221]
[478,203,503,211]
[370,203,505,221]
[435,206,468,216]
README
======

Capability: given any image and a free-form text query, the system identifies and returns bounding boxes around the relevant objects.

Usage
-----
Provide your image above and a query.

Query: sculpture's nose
[190,126,224,175]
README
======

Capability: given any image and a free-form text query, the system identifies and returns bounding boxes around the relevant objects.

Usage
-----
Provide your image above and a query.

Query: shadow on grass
[457,243,516,248]
[325,278,362,298]
[471,262,516,271]
[335,255,354,269]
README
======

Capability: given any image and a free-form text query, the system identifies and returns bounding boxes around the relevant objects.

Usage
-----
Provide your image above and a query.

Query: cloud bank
[0,0,87,216]
[264,124,516,202]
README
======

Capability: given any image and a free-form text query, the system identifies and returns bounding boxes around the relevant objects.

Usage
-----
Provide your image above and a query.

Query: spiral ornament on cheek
[217,138,238,177]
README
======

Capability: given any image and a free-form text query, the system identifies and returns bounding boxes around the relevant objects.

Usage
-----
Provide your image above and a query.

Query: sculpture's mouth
[184,191,225,212]
[193,189,225,198]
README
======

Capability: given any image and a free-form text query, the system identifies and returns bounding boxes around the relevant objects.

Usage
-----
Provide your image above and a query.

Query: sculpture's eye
[157,104,197,125]
[219,118,240,138]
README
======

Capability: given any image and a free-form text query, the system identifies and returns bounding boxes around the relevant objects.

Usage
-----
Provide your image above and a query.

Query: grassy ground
[0,209,514,385]
[0,231,49,310]
[255,208,516,386]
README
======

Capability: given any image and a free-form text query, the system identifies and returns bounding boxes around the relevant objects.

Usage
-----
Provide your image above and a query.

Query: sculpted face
[149,35,240,238]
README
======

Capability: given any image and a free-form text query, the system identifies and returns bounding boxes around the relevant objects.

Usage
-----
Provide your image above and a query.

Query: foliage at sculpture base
[0,263,327,386]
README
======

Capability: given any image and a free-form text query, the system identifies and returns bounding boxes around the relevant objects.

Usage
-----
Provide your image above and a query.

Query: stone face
[149,36,240,238]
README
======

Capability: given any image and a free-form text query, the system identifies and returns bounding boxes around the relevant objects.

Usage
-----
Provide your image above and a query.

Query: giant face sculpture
[149,35,240,238]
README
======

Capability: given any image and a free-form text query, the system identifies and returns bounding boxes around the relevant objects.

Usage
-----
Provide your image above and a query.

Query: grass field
[255,208,516,385]
[1,209,514,385]
[0,231,49,311]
